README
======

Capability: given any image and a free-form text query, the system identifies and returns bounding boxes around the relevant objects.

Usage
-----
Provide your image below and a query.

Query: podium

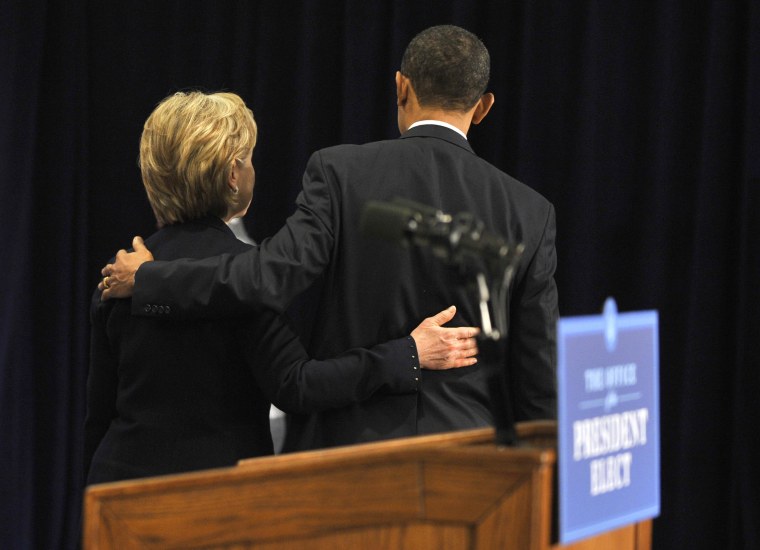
[83,421,650,549]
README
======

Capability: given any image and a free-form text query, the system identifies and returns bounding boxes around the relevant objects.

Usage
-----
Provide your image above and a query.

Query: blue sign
[557,298,660,544]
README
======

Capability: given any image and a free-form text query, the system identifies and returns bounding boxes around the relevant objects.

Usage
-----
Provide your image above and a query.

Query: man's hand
[411,306,480,370]
[99,236,154,300]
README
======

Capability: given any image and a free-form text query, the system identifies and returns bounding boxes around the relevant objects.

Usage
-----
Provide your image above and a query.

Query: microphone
[359,200,429,244]
[360,198,520,270]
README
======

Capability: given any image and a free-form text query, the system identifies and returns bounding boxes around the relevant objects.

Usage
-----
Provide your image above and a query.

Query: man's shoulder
[315,137,399,157]
[306,139,404,176]
[309,136,552,212]
[493,165,553,207]
[449,151,553,212]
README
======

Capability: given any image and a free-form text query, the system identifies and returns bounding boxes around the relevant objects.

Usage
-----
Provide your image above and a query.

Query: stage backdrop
[1,2,758,549]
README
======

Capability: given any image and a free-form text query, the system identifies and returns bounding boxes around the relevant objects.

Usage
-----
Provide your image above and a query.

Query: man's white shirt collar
[408,120,468,140]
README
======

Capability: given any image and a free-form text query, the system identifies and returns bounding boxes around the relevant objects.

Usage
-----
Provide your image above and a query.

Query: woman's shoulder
[146,217,252,261]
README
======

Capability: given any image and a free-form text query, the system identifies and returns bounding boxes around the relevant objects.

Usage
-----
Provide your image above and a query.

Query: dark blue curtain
[1,2,757,548]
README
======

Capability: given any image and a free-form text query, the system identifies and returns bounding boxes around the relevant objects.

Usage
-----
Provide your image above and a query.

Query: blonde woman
[85,91,478,484]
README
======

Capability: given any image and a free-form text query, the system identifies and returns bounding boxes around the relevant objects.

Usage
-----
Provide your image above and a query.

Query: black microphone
[359,200,428,244]
[360,198,520,269]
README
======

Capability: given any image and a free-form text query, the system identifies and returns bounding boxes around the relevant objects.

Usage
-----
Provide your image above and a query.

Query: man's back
[284,123,557,450]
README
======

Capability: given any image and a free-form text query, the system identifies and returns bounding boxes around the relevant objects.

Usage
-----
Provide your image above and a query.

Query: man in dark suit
[101,25,558,450]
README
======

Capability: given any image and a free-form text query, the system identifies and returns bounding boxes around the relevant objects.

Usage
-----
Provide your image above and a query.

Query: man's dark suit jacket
[132,125,559,450]
[85,216,418,484]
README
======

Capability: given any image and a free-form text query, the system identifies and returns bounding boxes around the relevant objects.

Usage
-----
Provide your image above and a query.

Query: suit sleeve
[238,313,421,413]
[83,291,118,483]
[507,204,559,421]
[132,151,336,319]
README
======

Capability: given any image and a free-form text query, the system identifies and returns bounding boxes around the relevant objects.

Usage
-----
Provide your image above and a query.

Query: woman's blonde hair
[139,91,257,226]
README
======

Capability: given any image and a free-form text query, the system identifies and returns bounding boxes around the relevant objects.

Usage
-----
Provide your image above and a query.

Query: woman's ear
[228,160,240,193]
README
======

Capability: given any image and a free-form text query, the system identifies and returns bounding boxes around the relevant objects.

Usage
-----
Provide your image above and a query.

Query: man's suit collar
[399,124,475,154]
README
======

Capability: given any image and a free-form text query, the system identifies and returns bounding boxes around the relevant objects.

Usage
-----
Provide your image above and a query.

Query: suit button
[158,305,165,314]
[144,304,152,313]
[151,305,158,314]
[165,306,171,314]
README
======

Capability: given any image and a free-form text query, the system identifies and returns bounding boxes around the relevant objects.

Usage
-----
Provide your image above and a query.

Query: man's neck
[411,109,472,135]
[408,120,468,140]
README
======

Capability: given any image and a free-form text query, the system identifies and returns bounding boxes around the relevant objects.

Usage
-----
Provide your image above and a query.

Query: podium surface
[84,421,650,549]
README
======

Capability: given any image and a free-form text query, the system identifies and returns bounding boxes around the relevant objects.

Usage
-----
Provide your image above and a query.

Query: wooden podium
[83,421,650,549]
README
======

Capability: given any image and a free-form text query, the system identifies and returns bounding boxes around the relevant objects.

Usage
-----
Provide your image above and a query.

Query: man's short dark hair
[400,25,490,112]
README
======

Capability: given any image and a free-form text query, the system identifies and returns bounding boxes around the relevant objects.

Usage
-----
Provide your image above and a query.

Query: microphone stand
[456,219,524,446]
[472,269,521,446]
[361,198,524,446]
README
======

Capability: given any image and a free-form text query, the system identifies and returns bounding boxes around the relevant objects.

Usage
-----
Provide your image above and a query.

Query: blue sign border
[557,303,660,544]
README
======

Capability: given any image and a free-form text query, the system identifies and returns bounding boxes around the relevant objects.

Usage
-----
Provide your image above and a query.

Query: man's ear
[471,93,495,125]
[396,71,409,106]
